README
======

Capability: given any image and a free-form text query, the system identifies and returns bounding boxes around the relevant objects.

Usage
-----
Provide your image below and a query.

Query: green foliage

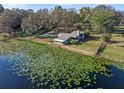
[91,6,119,34]
[0,4,4,13]
[15,31,32,37]
[84,29,91,38]
[0,4,121,36]
[0,9,22,33]
[0,37,111,89]
[101,34,112,42]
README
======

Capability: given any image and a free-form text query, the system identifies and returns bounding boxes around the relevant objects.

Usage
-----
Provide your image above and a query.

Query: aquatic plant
[0,38,111,88]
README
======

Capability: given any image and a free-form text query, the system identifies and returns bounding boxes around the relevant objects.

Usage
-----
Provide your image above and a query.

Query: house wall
[77,33,85,41]
[63,39,70,45]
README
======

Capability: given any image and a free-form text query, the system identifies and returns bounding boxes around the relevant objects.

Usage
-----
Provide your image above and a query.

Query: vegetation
[101,34,112,42]
[0,4,121,38]
[70,34,101,53]
[0,35,112,89]
[102,33,124,62]
[0,4,124,89]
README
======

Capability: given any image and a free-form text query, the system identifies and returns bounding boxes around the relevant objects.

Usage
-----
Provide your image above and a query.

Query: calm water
[91,66,124,89]
[0,57,124,89]
[0,58,32,89]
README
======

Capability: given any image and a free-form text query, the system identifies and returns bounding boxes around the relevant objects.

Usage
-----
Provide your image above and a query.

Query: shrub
[101,34,112,42]
[15,31,32,37]
[84,29,91,38]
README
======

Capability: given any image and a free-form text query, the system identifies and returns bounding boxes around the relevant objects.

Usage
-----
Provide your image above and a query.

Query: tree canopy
[91,5,119,34]
[0,4,121,36]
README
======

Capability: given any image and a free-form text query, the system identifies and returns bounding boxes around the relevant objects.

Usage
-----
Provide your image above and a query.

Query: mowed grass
[102,33,124,62]
[115,25,124,30]
[70,35,102,53]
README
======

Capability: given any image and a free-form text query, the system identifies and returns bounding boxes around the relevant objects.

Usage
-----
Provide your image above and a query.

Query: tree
[14,8,31,18]
[0,4,4,13]
[51,6,78,33]
[91,5,120,43]
[91,5,119,34]
[21,13,40,34]
[117,11,124,25]
[21,8,52,35]
[50,6,64,29]
[79,7,92,30]
[0,9,22,35]
[37,8,51,30]
[62,8,77,28]
[94,5,115,11]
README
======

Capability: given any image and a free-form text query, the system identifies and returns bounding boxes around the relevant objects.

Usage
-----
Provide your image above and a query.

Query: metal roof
[54,33,70,42]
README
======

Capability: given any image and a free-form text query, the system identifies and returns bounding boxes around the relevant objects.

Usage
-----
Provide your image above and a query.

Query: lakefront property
[54,30,85,44]
[0,4,124,89]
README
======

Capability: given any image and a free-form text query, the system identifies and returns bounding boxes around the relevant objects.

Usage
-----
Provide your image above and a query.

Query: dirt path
[0,34,97,57]
[24,37,96,56]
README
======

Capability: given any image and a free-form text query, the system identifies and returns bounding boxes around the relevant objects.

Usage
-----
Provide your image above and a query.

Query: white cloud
[3,4,27,9]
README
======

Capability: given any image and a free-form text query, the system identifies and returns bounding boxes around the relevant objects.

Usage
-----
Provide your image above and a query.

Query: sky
[3,4,124,11]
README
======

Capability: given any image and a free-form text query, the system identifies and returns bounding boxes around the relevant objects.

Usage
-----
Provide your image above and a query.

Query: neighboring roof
[47,31,57,34]
[54,33,70,42]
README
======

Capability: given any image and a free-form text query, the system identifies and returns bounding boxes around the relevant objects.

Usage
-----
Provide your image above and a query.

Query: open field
[102,33,124,62]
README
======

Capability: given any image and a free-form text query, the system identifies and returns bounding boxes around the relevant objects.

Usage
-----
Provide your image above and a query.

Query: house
[70,30,85,40]
[54,30,85,44]
[54,33,70,44]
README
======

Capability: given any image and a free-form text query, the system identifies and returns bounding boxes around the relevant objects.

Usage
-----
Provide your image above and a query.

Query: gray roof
[54,33,70,42]
[57,33,70,41]
[54,30,84,42]
[70,30,80,38]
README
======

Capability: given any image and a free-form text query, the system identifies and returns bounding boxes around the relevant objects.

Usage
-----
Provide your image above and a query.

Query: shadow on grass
[114,29,124,34]
[118,45,124,48]
[70,36,99,45]
[110,40,124,44]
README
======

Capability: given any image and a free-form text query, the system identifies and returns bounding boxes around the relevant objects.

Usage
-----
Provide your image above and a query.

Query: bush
[101,34,112,42]
[15,31,32,37]
[84,29,91,38]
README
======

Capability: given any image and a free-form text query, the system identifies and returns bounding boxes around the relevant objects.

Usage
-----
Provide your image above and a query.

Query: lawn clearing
[102,33,124,62]
[70,35,102,53]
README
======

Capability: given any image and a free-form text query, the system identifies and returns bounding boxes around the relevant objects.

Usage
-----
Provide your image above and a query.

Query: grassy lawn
[69,31,124,62]
[115,25,124,29]
[0,35,4,40]
[102,33,124,62]
[70,35,102,53]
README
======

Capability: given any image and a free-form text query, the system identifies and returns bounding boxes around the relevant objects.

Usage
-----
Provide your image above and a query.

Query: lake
[0,57,32,89]
[0,56,124,89]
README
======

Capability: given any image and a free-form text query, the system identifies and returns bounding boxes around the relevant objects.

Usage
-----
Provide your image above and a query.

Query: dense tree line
[0,4,121,37]
[118,11,124,25]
